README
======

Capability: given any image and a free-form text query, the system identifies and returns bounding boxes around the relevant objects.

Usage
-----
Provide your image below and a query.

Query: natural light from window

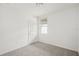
[40,18,48,34]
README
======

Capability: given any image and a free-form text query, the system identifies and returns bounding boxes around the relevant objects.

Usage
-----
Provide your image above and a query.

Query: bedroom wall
[0,6,37,55]
[77,7,79,53]
[39,7,78,52]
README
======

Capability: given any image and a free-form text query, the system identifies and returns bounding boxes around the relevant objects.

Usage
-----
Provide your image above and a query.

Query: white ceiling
[0,3,78,17]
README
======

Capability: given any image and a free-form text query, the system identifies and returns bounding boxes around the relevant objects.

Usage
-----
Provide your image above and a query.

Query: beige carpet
[1,41,78,56]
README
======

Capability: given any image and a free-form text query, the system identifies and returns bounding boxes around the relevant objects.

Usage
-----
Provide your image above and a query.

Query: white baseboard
[39,40,78,52]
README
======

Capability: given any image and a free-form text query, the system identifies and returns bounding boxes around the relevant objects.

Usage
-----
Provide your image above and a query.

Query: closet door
[28,18,37,43]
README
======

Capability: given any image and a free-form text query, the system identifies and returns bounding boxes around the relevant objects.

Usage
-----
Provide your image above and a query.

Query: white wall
[39,7,78,52]
[0,7,37,55]
[78,7,79,53]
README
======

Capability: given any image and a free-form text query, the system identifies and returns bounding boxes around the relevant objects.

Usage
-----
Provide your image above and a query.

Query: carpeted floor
[1,41,78,56]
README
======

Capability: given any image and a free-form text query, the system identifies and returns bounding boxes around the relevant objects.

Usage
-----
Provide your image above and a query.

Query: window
[40,18,48,34]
